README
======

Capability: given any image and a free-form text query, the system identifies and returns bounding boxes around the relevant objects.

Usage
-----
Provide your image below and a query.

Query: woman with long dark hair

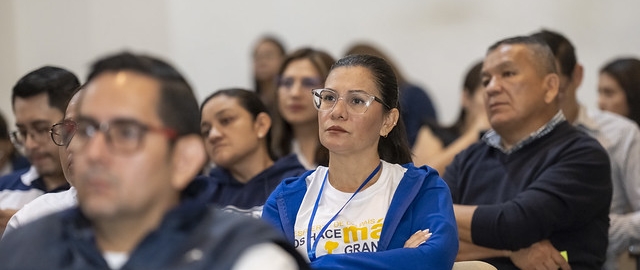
[270,48,334,169]
[263,54,458,269]
[598,57,640,127]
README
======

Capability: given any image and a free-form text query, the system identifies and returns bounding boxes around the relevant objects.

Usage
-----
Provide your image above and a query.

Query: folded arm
[310,239,454,270]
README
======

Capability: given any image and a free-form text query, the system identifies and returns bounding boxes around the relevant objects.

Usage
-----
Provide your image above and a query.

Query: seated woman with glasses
[199,88,306,218]
[263,54,458,269]
[270,48,335,169]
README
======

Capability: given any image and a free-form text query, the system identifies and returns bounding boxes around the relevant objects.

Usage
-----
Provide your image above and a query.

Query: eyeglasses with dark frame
[311,88,391,114]
[10,123,53,148]
[50,120,77,146]
[68,117,178,154]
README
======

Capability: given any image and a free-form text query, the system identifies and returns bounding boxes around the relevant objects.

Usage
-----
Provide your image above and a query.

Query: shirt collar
[20,166,40,186]
[482,111,566,154]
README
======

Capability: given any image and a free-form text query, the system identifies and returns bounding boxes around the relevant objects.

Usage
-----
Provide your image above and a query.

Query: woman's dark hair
[276,48,335,82]
[201,88,275,160]
[447,61,484,134]
[271,48,335,166]
[600,57,640,127]
[253,36,286,95]
[330,54,412,164]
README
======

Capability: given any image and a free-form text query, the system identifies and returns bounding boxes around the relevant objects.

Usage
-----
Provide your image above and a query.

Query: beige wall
[2,0,639,127]
[0,1,17,126]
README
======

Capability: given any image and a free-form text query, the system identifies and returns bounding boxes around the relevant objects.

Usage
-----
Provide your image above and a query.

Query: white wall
[0,0,18,123]
[2,0,639,129]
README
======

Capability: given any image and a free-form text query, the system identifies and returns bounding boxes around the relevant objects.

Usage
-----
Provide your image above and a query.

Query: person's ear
[543,73,560,104]
[170,135,207,190]
[253,112,272,139]
[571,63,584,90]
[461,89,472,110]
[380,108,399,137]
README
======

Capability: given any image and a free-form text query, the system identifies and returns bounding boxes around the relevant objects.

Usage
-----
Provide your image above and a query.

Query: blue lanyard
[306,162,382,261]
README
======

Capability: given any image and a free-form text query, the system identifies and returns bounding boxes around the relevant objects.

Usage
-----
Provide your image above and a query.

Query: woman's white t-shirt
[293,160,406,260]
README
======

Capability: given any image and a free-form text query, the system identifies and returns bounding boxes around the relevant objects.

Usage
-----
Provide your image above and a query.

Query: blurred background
[1,0,639,128]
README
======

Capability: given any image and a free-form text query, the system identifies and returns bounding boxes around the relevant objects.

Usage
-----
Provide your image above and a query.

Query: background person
[270,48,334,169]
[598,57,640,127]
[200,88,306,218]
[412,61,489,174]
[0,111,29,177]
[531,29,640,270]
[0,66,78,234]
[3,88,81,237]
[252,35,287,109]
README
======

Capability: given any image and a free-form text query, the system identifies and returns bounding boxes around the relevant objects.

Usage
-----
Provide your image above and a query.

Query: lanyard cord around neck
[306,161,382,261]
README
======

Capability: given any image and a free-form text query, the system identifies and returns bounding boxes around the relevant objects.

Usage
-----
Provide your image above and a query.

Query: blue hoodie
[263,163,458,270]
[205,154,307,216]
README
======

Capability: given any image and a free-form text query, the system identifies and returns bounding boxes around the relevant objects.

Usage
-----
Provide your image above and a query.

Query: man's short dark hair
[487,35,558,76]
[12,66,80,113]
[530,29,577,78]
[86,52,200,137]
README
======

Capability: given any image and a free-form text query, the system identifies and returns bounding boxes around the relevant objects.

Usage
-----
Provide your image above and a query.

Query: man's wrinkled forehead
[482,44,534,73]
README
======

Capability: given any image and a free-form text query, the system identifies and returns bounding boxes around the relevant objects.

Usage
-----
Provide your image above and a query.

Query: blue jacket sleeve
[311,167,458,270]
[262,174,309,244]
[310,246,453,270]
[262,180,289,241]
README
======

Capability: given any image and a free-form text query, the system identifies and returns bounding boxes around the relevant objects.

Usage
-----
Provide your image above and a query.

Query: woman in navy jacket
[200,89,306,217]
[262,54,458,269]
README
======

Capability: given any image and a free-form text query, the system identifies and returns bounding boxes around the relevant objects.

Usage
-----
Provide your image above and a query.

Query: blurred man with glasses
[0,66,78,234]
[0,52,308,270]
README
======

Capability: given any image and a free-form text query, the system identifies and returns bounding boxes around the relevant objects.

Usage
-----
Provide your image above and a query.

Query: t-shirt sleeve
[231,243,299,270]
